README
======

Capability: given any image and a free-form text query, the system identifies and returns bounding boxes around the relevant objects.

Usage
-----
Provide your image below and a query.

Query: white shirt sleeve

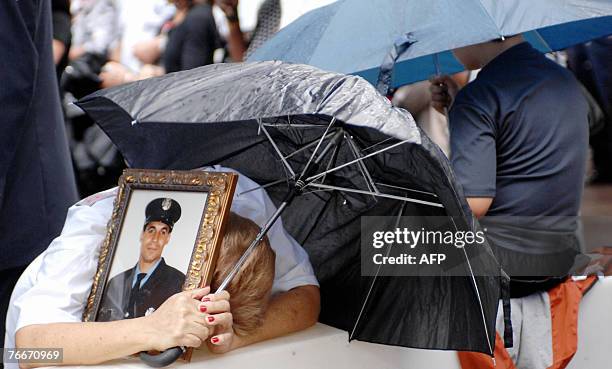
[12,196,115,332]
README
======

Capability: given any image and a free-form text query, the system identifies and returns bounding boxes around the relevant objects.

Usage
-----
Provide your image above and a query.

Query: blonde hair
[211,212,276,336]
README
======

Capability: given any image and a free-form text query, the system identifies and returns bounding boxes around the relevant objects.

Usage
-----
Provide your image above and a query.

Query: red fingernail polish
[207,316,215,323]
[199,305,207,312]
[202,297,211,302]
[211,337,219,344]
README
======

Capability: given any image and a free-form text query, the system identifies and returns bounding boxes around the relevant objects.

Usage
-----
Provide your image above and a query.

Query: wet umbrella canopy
[249,0,612,91]
[77,62,505,355]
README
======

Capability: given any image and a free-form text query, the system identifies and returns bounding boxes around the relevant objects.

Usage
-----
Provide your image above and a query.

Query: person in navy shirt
[430,35,588,295]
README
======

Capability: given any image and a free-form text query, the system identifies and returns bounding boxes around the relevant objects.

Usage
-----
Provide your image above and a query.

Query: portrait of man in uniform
[98,197,186,321]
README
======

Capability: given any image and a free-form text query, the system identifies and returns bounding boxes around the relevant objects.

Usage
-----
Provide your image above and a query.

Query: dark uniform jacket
[0,0,78,272]
[98,258,185,321]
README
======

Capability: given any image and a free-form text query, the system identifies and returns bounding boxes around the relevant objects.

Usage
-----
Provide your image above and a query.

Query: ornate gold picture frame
[83,169,237,360]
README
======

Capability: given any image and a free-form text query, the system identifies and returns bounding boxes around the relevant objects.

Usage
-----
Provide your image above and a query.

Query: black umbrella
[77,62,507,361]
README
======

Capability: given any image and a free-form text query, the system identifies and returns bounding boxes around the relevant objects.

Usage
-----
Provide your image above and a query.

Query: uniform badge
[162,198,172,211]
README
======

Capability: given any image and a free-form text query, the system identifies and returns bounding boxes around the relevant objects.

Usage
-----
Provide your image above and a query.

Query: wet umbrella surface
[249,0,612,91]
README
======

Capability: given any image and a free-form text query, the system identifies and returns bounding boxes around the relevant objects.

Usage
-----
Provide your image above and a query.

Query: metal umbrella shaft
[216,200,289,292]
[217,127,344,292]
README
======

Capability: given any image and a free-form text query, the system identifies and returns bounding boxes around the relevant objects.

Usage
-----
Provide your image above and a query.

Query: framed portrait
[83,169,237,360]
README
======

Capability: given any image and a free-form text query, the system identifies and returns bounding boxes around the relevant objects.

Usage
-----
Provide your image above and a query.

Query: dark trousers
[1,266,26,347]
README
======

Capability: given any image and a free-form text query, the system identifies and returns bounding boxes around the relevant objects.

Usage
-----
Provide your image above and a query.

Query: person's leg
[1,266,26,345]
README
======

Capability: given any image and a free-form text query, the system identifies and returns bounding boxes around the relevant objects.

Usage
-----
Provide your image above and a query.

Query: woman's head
[211,212,276,336]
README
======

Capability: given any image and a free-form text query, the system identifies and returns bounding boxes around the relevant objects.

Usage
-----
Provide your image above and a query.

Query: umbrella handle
[432,53,450,119]
[139,347,184,367]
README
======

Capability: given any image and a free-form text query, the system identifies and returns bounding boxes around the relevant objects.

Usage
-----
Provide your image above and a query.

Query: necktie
[126,273,147,318]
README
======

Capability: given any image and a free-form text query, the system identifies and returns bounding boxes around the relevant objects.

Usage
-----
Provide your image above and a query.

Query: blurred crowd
[54,0,336,197]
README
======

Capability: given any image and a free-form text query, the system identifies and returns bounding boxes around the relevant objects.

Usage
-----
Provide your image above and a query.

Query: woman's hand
[144,287,212,351]
[200,290,239,354]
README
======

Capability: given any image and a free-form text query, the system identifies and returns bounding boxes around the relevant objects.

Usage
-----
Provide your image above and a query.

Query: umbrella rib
[305,183,443,208]
[263,123,330,129]
[443,168,495,357]
[302,189,331,202]
[350,202,407,340]
[361,137,394,153]
[474,0,503,38]
[238,178,289,196]
[306,140,411,183]
[258,118,296,178]
[299,117,337,179]
[449,216,495,357]
[344,133,380,195]
[533,30,553,52]
[301,188,335,195]
[374,182,438,198]
[319,135,342,184]
[284,130,338,160]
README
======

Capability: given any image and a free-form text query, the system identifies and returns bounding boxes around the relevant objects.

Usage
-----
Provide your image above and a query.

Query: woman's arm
[16,288,212,368]
[218,0,246,61]
[205,285,321,353]
[17,318,154,368]
[234,285,320,349]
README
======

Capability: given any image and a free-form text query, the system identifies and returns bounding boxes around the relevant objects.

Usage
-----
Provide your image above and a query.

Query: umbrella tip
[131,119,139,126]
